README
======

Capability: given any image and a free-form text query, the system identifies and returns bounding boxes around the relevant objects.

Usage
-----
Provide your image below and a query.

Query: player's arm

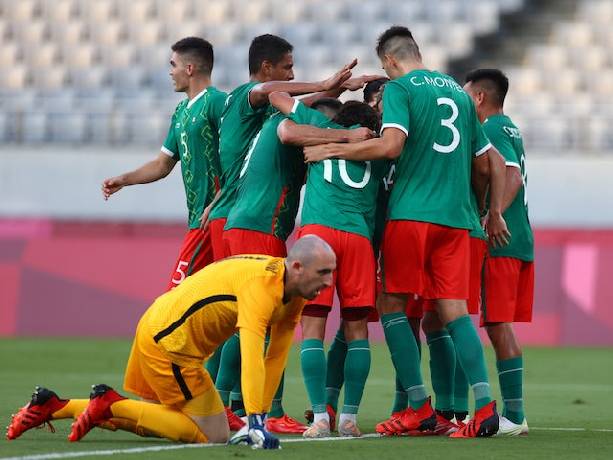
[478,146,511,247]
[200,188,222,230]
[299,74,384,107]
[261,320,300,412]
[277,119,372,146]
[501,164,523,212]
[248,59,357,108]
[303,128,406,162]
[101,152,177,200]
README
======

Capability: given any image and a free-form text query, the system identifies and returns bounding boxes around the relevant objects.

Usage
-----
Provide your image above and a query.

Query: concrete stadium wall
[1,147,613,227]
[1,219,612,345]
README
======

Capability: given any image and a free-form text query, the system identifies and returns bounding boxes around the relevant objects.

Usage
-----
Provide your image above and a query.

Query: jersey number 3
[433,98,460,154]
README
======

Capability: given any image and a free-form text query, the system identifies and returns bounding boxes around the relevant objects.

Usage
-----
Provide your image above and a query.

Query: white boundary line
[3,429,612,460]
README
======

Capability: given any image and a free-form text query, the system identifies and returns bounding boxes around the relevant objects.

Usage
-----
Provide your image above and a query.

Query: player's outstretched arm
[248,59,357,108]
[303,127,406,162]
[277,119,372,147]
[101,153,177,200]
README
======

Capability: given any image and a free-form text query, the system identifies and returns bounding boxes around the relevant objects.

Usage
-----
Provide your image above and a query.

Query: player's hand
[230,414,280,449]
[485,211,511,248]
[200,203,213,230]
[101,177,125,200]
[321,58,357,91]
[304,143,344,163]
[347,127,376,143]
[341,74,383,91]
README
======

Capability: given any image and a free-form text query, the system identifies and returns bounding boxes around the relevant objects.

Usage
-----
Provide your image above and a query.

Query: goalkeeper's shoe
[68,384,125,442]
[305,405,336,431]
[225,407,246,431]
[6,387,68,440]
[266,414,308,434]
[450,401,499,438]
[496,416,528,436]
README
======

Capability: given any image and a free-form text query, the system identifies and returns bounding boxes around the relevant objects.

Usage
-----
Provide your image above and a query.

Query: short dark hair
[465,68,509,107]
[363,78,389,104]
[376,26,421,61]
[171,37,214,75]
[311,98,343,117]
[333,101,381,133]
[248,34,293,75]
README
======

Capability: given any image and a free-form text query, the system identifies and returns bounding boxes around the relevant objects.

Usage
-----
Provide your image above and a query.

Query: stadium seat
[87,22,124,46]
[0,67,29,90]
[192,0,230,24]
[5,0,40,22]
[68,68,108,90]
[42,0,76,22]
[0,43,20,67]
[11,19,47,44]
[21,112,48,143]
[32,68,67,90]
[127,21,161,46]
[154,0,191,23]
[50,21,85,43]
[61,44,96,69]
[23,43,58,68]
[48,112,87,143]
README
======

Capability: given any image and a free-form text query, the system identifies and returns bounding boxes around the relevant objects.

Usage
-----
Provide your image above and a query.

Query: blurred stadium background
[1,0,613,345]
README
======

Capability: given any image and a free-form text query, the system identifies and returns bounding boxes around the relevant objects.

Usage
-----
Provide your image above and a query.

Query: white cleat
[303,419,331,438]
[496,416,529,436]
[338,419,362,437]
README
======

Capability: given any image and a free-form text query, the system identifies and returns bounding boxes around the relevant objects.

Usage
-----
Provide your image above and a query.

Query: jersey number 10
[323,160,372,189]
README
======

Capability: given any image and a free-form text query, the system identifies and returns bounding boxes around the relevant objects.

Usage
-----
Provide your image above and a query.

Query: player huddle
[7,26,533,449]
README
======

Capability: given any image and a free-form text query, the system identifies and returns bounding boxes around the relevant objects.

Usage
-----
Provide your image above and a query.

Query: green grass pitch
[1,338,612,459]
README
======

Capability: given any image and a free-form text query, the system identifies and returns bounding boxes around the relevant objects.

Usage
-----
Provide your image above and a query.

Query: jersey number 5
[433,98,460,154]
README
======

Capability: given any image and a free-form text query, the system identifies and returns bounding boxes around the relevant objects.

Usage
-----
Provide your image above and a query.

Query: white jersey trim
[474,142,492,157]
[161,146,176,157]
[506,161,521,169]
[290,99,300,114]
[381,123,408,137]
[186,88,208,109]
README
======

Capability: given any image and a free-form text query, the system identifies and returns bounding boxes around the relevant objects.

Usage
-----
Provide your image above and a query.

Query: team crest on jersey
[265,260,282,275]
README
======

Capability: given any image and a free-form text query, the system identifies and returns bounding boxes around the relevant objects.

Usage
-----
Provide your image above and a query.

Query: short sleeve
[209,91,228,133]
[161,109,180,160]
[470,102,492,157]
[288,101,335,128]
[241,82,270,119]
[483,122,519,167]
[381,81,410,136]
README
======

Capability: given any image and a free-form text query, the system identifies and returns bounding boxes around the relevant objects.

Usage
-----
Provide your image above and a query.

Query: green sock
[269,373,285,418]
[446,315,491,410]
[215,334,241,406]
[454,353,470,416]
[381,312,427,409]
[342,339,371,414]
[426,330,456,412]
[391,376,408,413]
[497,356,525,424]
[205,346,222,383]
[301,339,327,414]
[325,329,347,412]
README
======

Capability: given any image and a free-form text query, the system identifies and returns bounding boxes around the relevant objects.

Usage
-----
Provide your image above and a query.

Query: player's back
[227,112,306,240]
[383,70,491,230]
[143,255,286,366]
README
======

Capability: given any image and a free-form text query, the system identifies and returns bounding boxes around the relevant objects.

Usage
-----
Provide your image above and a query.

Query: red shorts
[382,220,470,300]
[223,228,287,257]
[209,218,227,261]
[167,228,214,291]
[481,257,534,325]
[298,224,376,319]
[468,237,487,315]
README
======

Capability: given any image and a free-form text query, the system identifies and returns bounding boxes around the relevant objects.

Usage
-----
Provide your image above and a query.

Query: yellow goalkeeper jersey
[140,254,305,414]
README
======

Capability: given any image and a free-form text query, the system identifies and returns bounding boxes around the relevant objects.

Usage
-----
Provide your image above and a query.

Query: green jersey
[382,70,491,229]
[162,87,227,229]
[290,102,386,240]
[210,81,271,220]
[373,162,395,254]
[225,112,307,241]
[483,114,533,261]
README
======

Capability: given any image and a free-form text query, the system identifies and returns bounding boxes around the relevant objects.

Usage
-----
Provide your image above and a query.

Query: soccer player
[304,26,510,438]
[208,34,356,434]
[101,37,226,292]
[270,92,384,438]
[464,68,534,436]
[6,236,336,450]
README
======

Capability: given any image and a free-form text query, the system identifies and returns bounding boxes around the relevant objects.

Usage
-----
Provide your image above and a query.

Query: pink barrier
[1,219,612,345]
